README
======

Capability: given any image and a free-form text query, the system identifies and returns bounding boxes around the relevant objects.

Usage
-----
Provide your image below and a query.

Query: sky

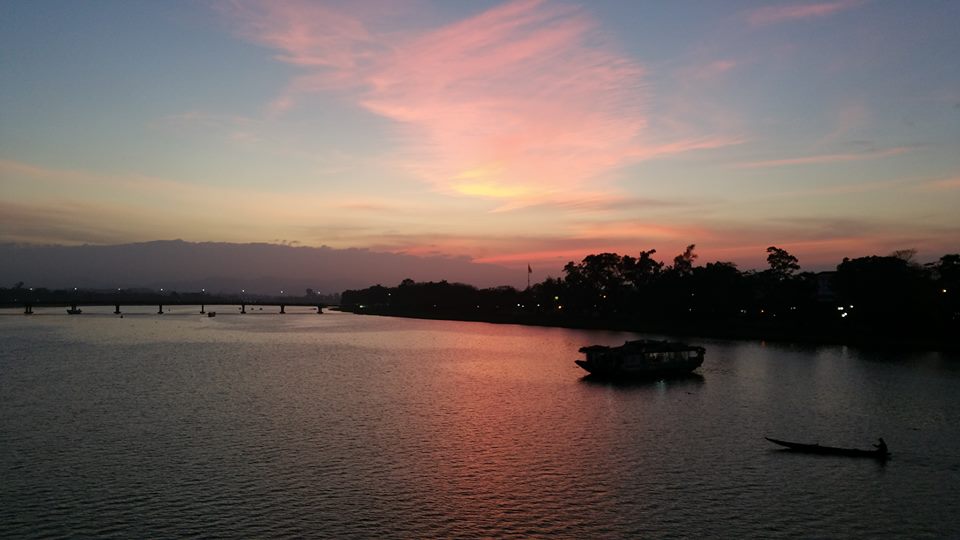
[2,0,958,278]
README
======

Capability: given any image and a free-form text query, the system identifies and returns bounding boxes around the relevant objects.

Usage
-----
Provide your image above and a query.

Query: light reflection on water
[1,310,958,538]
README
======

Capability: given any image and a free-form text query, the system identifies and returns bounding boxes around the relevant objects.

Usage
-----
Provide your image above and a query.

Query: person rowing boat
[873,437,888,454]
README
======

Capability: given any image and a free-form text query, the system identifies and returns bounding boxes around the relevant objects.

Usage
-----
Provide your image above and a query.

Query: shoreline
[338,308,960,353]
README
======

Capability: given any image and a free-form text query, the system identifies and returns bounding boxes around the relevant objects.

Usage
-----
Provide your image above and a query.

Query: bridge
[3,290,329,316]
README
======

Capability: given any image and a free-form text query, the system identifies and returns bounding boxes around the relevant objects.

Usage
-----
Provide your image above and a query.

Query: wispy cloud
[682,59,737,82]
[155,110,261,142]
[223,0,738,207]
[0,158,347,243]
[748,0,865,26]
[821,102,869,142]
[735,146,911,168]
[916,176,960,192]
[0,201,144,245]
[571,220,705,241]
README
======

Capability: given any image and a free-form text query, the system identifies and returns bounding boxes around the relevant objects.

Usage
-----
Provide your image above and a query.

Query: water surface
[2,310,958,537]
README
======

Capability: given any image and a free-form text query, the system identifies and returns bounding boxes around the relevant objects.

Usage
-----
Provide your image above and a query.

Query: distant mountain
[0,240,522,294]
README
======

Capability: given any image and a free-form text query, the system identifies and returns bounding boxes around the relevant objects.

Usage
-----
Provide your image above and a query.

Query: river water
[2,308,958,538]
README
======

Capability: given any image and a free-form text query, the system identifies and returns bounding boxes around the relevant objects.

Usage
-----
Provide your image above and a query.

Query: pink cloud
[821,102,868,142]
[748,0,866,26]
[225,1,377,71]
[572,221,705,241]
[736,146,911,168]
[917,176,960,192]
[224,0,737,206]
[474,248,616,266]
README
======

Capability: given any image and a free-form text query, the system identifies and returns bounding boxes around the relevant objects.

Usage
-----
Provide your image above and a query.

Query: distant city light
[841,312,849,318]
[837,306,844,311]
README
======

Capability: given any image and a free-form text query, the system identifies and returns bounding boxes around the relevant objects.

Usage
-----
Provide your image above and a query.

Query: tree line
[341,246,959,346]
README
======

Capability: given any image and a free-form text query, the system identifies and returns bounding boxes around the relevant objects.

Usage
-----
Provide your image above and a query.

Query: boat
[66,307,82,314]
[765,437,889,459]
[207,311,216,317]
[575,339,705,378]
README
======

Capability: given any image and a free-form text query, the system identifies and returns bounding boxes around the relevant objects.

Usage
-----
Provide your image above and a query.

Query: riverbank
[337,307,960,352]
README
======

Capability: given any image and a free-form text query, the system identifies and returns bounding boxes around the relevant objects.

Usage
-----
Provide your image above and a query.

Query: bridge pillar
[280,304,286,314]
[241,303,246,314]
[114,304,121,315]
[158,304,164,314]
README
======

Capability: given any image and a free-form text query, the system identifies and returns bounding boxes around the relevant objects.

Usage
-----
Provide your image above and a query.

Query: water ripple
[2,314,959,537]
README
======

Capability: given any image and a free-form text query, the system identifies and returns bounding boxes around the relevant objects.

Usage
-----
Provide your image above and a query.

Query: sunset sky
[2,0,958,275]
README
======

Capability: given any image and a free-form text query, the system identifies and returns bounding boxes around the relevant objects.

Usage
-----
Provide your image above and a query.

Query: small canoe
[765,437,889,459]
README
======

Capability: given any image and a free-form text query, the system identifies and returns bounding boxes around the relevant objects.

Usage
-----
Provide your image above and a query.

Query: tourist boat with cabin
[765,437,889,460]
[575,339,705,377]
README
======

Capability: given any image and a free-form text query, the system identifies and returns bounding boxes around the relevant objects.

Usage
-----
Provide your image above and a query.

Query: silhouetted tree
[692,261,746,316]
[835,254,931,332]
[562,253,634,318]
[624,249,663,288]
[766,246,800,279]
[930,254,960,284]
[929,254,960,325]
[337,246,956,345]
[890,249,918,263]
[671,244,698,277]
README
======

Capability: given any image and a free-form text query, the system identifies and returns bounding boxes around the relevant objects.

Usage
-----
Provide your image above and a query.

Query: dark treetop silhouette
[341,246,959,348]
